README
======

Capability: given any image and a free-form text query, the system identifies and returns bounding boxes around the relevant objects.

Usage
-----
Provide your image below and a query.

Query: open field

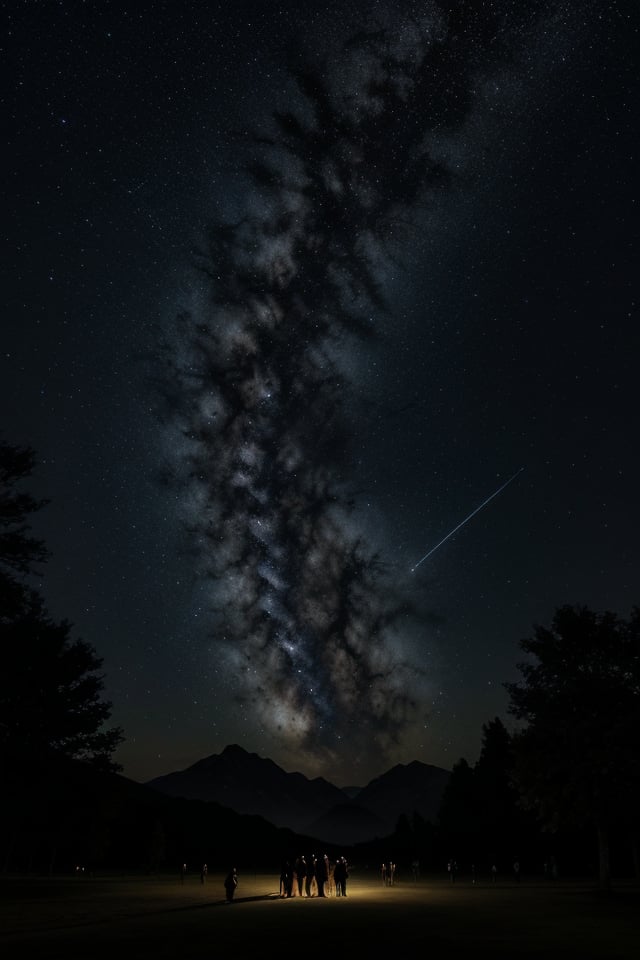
[1,871,638,959]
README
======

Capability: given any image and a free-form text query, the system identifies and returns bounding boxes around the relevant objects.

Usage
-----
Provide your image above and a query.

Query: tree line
[1,441,638,888]
[379,606,640,893]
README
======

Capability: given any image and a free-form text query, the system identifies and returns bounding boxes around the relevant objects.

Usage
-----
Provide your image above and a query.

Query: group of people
[198,854,553,902]
[184,857,351,903]
[280,854,349,898]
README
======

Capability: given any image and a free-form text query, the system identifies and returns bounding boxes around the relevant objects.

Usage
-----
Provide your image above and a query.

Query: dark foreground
[1,871,638,959]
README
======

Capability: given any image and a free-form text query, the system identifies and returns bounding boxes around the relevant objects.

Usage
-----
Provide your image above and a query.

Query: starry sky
[3,0,638,789]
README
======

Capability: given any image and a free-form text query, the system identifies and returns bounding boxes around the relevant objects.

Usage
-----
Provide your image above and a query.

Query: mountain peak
[146,748,451,844]
[221,744,250,757]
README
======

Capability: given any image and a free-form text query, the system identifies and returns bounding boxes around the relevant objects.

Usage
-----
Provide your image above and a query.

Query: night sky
[4,0,638,789]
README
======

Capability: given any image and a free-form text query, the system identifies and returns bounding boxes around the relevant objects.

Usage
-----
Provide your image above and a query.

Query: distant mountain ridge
[146,744,450,845]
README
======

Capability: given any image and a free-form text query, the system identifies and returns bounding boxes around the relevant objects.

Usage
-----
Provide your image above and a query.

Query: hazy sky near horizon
[4,0,638,787]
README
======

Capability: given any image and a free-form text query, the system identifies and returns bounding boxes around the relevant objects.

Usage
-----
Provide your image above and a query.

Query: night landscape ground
[1,872,638,959]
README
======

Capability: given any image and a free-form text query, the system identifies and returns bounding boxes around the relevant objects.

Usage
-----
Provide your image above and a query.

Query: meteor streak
[411,467,525,572]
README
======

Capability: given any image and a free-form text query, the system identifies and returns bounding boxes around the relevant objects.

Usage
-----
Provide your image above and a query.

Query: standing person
[317,854,329,897]
[280,860,293,898]
[326,860,335,897]
[513,860,520,883]
[389,862,396,886]
[224,867,238,902]
[340,857,349,897]
[286,860,295,898]
[411,858,420,882]
[305,855,316,897]
[381,862,387,886]
[200,863,208,884]
[180,863,186,885]
[294,855,306,896]
[334,857,344,897]
[491,863,497,883]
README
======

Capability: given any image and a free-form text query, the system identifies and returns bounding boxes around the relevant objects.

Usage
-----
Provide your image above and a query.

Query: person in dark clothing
[294,855,306,896]
[224,867,238,902]
[317,854,329,897]
[341,858,349,897]
[305,855,316,897]
[334,857,349,897]
[280,860,294,898]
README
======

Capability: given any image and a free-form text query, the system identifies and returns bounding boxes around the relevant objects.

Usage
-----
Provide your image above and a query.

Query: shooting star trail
[411,467,525,572]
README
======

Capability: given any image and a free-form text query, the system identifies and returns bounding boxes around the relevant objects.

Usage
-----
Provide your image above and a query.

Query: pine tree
[505,604,640,891]
[0,440,123,770]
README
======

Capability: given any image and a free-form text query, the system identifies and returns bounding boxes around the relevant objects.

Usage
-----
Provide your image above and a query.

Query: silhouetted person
[381,863,387,886]
[341,858,349,897]
[180,863,186,885]
[513,860,520,883]
[224,867,238,901]
[305,855,316,897]
[317,854,329,896]
[334,857,343,896]
[326,860,335,896]
[334,857,348,896]
[201,863,208,884]
[295,855,306,896]
[280,859,294,898]
[491,863,497,883]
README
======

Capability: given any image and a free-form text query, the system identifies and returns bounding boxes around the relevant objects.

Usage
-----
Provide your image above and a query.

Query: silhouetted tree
[0,441,49,617]
[436,719,541,877]
[437,757,478,870]
[0,440,123,769]
[2,593,124,768]
[474,716,539,868]
[505,604,640,892]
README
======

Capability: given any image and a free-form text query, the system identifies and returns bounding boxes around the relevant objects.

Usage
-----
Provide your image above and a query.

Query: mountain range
[146,745,451,845]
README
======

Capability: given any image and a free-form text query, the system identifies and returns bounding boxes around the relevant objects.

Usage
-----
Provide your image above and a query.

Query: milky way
[159,1,551,782]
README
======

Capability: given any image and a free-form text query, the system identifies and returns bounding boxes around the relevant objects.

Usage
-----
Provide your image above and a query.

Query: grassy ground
[1,870,638,959]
